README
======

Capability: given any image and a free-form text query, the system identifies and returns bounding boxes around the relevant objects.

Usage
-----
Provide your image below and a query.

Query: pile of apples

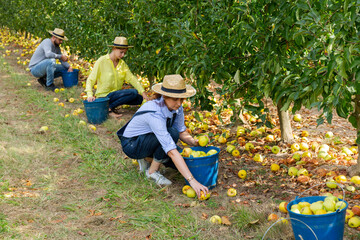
[289,194,346,215]
[181,147,218,158]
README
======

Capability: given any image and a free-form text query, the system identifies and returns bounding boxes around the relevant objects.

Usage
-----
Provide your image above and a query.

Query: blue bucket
[83,97,109,124]
[287,196,348,240]
[61,69,79,88]
[182,146,220,189]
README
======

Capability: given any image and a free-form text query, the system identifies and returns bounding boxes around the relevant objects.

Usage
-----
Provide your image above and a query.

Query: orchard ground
[1,36,360,239]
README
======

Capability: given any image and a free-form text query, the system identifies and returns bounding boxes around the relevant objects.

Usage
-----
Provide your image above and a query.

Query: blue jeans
[107,89,143,110]
[30,59,66,86]
[120,127,180,163]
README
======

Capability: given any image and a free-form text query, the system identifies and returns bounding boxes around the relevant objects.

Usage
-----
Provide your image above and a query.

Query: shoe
[37,76,46,87]
[46,84,57,91]
[137,159,150,172]
[145,169,172,186]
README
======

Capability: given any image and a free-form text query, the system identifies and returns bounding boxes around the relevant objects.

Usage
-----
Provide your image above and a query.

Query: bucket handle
[262,217,318,240]
[295,182,345,213]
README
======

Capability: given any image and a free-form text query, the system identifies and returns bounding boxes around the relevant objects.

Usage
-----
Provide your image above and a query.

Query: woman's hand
[87,96,96,102]
[67,66,73,72]
[191,138,199,146]
[189,179,209,198]
[142,92,150,101]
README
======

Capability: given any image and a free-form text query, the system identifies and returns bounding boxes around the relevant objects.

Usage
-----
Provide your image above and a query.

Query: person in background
[85,37,149,117]
[29,28,73,91]
[117,74,209,198]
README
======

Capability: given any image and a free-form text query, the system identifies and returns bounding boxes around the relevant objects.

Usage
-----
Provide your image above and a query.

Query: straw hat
[108,37,133,48]
[48,28,68,41]
[152,74,196,98]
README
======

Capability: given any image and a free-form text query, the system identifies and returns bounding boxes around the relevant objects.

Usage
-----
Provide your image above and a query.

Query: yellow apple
[348,216,360,228]
[288,167,298,176]
[39,126,49,132]
[271,145,280,154]
[79,120,87,126]
[350,176,360,185]
[232,149,240,157]
[271,163,280,172]
[238,170,247,179]
[265,134,275,142]
[182,147,193,157]
[207,149,218,156]
[186,188,196,198]
[301,130,309,137]
[199,191,211,200]
[209,215,222,224]
[69,98,75,103]
[253,153,264,162]
[53,97,59,102]
[245,142,254,151]
[293,114,302,122]
[218,135,227,144]
[291,143,300,152]
[227,188,237,197]
[88,124,96,131]
[300,142,309,151]
[267,213,279,221]
[226,144,236,153]
[182,185,192,195]
[279,201,288,213]
[335,175,347,183]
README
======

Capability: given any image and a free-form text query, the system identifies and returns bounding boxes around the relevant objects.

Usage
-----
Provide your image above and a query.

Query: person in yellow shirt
[85,37,150,116]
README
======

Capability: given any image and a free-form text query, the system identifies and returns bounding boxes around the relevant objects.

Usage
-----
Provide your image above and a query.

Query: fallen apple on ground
[186,188,196,198]
[209,215,222,224]
[238,170,247,179]
[227,188,237,197]
[182,185,192,194]
[271,145,280,154]
[293,114,302,122]
[279,201,288,213]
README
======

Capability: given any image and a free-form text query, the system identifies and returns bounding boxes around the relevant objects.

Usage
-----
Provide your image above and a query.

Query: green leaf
[349,114,357,129]
[234,70,240,84]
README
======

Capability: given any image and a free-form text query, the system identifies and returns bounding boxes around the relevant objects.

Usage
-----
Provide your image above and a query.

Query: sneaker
[46,84,57,91]
[137,159,150,172]
[37,76,46,87]
[145,169,172,186]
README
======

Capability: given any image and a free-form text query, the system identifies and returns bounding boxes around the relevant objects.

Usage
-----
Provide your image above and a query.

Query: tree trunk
[349,94,360,176]
[277,99,294,143]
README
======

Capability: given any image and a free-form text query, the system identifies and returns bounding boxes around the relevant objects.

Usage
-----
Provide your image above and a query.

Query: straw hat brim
[108,44,134,48]
[152,83,196,98]
[48,30,68,41]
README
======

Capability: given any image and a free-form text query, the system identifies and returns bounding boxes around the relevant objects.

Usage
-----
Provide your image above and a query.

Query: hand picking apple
[117,74,209,198]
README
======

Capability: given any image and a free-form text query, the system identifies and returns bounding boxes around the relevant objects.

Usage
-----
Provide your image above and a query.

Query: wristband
[187,176,195,182]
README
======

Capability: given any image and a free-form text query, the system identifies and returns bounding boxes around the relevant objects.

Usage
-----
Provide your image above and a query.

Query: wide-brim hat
[152,74,196,98]
[108,36,133,48]
[48,28,68,41]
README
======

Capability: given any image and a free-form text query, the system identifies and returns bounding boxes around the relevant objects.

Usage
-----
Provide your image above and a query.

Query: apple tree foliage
[1,1,360,171]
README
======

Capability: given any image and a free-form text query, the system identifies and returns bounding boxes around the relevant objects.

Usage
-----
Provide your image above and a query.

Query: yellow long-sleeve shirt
[85,54,144,98]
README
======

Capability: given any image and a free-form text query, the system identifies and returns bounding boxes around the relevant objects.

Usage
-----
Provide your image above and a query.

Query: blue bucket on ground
[287,196,348,240]
[61,69,79,87]
[182,146,220,189]
[83,97,109,124]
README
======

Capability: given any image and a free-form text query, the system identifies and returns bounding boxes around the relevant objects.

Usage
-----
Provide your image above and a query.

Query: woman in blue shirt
[118,74,209,197]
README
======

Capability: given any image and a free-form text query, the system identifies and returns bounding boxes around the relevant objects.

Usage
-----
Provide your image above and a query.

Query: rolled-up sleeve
[122,62,144,94]
[148,113,177,154]
[85,60,100,98]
